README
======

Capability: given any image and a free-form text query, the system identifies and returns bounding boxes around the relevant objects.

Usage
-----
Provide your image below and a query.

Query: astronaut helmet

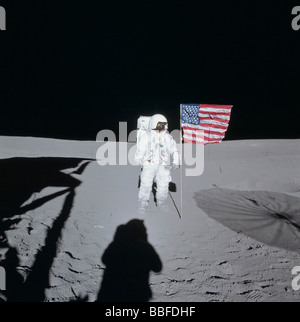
[149,114,168,132]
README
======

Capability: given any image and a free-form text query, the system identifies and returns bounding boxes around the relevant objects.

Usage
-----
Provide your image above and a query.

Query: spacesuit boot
[157,200,170,213]
[138,200,149,214]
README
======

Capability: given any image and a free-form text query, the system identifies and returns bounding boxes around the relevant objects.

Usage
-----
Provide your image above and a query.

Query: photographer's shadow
[96,219,162,302]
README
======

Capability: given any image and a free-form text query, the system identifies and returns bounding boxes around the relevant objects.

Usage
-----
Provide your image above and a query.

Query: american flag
[181,104,233,144]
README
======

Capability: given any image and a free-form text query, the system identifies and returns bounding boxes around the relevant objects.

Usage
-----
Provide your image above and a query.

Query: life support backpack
[136,116,152,149]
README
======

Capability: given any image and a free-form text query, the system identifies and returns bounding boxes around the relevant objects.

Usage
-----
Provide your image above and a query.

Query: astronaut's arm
[170,137,180,167]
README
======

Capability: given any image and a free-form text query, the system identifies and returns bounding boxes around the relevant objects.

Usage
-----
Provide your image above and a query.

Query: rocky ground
[0,136,300,302]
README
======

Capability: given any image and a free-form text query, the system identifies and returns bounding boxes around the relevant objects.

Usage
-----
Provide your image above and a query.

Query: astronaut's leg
[138,164,156,212]
[155,165,172,211]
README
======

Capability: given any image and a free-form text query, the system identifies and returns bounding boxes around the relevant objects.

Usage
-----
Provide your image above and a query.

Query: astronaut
[135,114,180,213]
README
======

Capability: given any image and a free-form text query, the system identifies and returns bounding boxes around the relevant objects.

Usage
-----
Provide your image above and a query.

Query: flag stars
[181,105,200,125]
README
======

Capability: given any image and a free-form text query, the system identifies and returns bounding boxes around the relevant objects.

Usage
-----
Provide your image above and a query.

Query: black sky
[1,0,300,140]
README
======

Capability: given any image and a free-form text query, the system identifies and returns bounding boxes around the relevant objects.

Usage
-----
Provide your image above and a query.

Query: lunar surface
[0,136,300,302]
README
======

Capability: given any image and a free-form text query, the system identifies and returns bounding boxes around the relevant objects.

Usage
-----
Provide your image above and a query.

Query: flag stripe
[199,122,228,130]
[182,125,226,136]
[183,129,224,140]
[200,117,229,126]
[200,104,232,109]
[199,111,231,117]
[183,136,220,145]
[200,118,230,126]
[182,134,205,142]
[183,135,224,143]
[183,127,224,137]
[199,115,231,122]
[198,107,232,114]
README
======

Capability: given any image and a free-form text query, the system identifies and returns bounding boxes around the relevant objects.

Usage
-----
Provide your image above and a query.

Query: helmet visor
[155,122,167,131]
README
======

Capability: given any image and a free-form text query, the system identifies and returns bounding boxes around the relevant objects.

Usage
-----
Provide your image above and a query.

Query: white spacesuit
[135,114,180,212]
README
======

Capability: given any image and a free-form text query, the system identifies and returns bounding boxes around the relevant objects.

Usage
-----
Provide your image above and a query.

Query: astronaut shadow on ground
[96,219,163,302]
[194,188,300,252]
[0,157,91,302]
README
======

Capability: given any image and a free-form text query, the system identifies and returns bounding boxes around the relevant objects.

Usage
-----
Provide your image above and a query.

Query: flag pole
[169,191,181,219]
[180,104,183,219]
